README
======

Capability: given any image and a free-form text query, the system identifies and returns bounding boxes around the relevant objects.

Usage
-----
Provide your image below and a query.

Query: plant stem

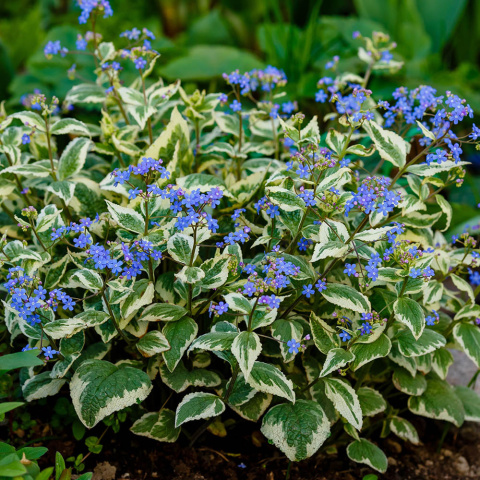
[468,369,480,389]
[28,218,49,252]
[101,290,132,344]
[139,69,153,145]
[44,116,73,223]
[285,460,292,480]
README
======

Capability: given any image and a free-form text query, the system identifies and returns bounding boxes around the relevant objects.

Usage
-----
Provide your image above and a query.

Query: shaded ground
[31,352,480,479]
[43,418,480,480]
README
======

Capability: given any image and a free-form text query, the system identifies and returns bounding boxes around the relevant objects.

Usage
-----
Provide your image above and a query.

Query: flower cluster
[4,267,75,327]
[345,176,401,216]
[240,256,300,298]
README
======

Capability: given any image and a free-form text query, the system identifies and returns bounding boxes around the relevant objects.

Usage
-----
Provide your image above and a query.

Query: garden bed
[39,420,480,480]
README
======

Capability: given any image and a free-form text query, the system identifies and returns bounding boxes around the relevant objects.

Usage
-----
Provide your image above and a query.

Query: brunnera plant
[1,2,480,474]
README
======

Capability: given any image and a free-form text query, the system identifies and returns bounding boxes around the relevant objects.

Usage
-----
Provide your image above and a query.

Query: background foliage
[2,0,480,227]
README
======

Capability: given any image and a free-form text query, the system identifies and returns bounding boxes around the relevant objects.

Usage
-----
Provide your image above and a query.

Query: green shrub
[1,3,480,474]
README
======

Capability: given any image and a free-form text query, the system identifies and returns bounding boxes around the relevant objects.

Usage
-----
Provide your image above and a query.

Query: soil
[40,418,480,480]
[28,352,480,479]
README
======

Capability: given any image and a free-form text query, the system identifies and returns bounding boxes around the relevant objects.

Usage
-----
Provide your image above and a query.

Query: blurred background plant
[1,0,480,224]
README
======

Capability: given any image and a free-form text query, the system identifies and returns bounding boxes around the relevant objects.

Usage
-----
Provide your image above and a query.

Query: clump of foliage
[2,1,480,474]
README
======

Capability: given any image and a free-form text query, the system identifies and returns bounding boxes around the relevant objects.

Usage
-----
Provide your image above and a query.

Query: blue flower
[365,264,379,282]
[339,331,351,342]
[302,284,315,298]
[266,205,280,218]
[216,301,229,315]
[409,268,421,278]
[243,282,256,297]
[296,165,310,178]
[381,51,393,63]
[344,263,357,277]
[134,57,147,70]
[230,100,242,112]
[22,134,30,145]
[315,279,327,292]
[287,339,301,354]
[315,90,328,103]
[469,270,480,286]
[423,266,434,277]
[42,346,58,360]
[359,322,372,335]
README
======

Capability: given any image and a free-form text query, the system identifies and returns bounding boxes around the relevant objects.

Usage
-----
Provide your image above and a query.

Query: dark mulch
[38,417,480,480]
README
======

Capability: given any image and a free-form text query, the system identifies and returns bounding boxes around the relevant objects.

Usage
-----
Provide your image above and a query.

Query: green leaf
[70,360,152,428]
[310,312,337,354]
[22,372,66,402]
[416,120,436,140]
[139,303,188,322]
[392,367,427,396]
[176,266,205,284]
[51,118,91,136]
[453,323,480,368]
[357,387,387,417]
[0,350,43,371]
[167,233,195,265]
[137,331,170,357]
[354,226,395,243]
[326,129,347,154]
[388,341,417,376]
[323,378,362,430]
[390,416,420,444]
[162,317,198,372]
[43,318,86,339]
[454,386,480,422]
[455,304,480,321]
[267,186,305,212]
[363,120,409,168]
[0,402,24,415]
[396,328,446,357]
[105,200,145,234]
[223,293,253,314]
[130,409,181,442]
[435,194,452,232]
[451,274,475,304]
[1,162,51,178]
[55,452,65,480]
[159,361,221,393]
[0,454,27,476]
[350,334,391,371]
[231,331,262,379]
[394,297,425,340]
[175,392,225,427]
[189,331,238,352]
[65,84,106,104]
[57,137,91,180]
[432,348,454,380]
[321,284,371,313]
[261,400,330,461]
[200,255,231,289]
[407,160,469,176]
[16,446,48,460]
[311,241,349,261]
[71,269,103,291]
[347,439,388,473]
[270,319,303,362]
[320,348,355,377]
[160,45,263,81]
[408,379,465,427]
[9,111,46,131]
[247,362,295,402]
[46,181,76,204]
